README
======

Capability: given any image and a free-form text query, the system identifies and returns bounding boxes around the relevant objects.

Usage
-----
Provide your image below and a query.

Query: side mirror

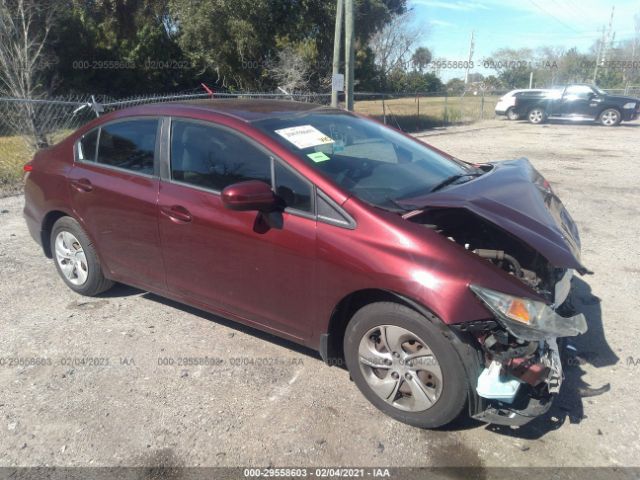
[221,180,276,212]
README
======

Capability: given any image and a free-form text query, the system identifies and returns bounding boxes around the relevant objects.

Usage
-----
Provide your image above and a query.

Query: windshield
[254,112,474,211]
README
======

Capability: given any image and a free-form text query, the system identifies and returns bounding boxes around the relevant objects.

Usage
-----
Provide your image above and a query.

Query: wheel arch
[320,289,447,368]
[41,210,72,258]
[598,106,622,125]
[319,288,486,417]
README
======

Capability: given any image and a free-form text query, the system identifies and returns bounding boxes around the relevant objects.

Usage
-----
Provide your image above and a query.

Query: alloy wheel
[528,108,544,124]
[600,109,619,126]
[54,231,89,286]
[358,325,443,412]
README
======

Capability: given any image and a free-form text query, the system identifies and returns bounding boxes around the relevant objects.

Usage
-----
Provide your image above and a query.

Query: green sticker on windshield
[307,152,330,163]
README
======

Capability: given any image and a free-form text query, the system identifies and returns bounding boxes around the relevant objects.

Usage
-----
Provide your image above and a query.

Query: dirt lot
[0,118,639,470]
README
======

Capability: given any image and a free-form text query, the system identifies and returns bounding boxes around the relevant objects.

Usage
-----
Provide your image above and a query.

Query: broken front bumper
[471,337,563,426]
[467,274,586,426]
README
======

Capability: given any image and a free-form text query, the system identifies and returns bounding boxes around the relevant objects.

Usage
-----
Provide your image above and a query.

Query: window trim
[74,116,162,179]
[75,127,100,164]
[316,189,356,230]
[164,116,316,218]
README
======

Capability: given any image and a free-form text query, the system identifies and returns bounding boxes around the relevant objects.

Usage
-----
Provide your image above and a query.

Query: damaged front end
[401,158,590,426]
[461,289,585,426]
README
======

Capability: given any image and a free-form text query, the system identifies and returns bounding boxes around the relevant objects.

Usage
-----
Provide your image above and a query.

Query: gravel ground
[0,118,639,469]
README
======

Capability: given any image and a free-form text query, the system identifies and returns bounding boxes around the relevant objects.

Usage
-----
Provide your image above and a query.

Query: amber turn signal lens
[506,299,531,324]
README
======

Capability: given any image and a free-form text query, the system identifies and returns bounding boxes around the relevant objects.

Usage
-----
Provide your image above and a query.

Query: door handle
[160,205,192,223]
[71,178,93,192]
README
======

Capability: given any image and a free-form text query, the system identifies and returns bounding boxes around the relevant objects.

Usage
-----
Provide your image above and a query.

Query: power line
[528,0,586,34]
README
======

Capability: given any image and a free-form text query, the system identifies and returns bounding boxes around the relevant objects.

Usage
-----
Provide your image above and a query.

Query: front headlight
[623,102,637,109]
[470,285,587,341]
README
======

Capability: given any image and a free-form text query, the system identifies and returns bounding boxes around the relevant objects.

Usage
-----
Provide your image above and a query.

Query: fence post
[382,94,387,125]
[416,92,420,130]
[480,90,485,120]
[444,91,448,126]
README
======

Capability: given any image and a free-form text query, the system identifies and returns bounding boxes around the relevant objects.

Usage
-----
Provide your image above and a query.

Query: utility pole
[593,26,605,83]
[331,0,344,108]
[464,31,475,85]
[594,6,615,84]
[344,0,355,111]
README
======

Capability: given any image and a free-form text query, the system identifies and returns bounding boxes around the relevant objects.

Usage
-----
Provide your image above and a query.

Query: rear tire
[506,107,519,120]
[50,217,114,296]
[527,107,546,124]
[599,108,621,126]
[343,302,469,429]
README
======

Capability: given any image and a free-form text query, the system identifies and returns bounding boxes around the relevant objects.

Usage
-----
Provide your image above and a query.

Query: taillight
[23,163,33,172]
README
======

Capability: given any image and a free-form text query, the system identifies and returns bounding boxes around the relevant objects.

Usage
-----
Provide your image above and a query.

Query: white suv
[495,89,550,120]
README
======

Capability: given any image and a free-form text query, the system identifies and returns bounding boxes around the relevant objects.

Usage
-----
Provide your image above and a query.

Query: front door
[157,119,317,340]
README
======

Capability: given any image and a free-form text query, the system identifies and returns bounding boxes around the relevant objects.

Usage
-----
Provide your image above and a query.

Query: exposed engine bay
[405,207,567,304]
[405,207,580,425]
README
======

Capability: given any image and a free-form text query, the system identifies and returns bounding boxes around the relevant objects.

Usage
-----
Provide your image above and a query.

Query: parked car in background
[494,89,550,120]
[515,84,640,126]
[24,100,589,429]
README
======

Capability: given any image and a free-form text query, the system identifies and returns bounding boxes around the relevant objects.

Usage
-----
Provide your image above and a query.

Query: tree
[0,0,59,147]
[486,47,534,88]
[369,12,423,89]
[411,47,431,72]
[169,0,408,91]
[445,78,465,94]
[267,44,311,93]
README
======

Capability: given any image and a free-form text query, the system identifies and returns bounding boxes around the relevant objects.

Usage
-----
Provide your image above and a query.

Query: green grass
[0,131,71,191]
[0,135,33,187]
[355,95,499,131]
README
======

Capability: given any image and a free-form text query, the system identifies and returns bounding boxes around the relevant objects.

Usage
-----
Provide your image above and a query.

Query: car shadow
[97,283,146,298]
[140,292,324,361]
[484,276,617,439]
[514,119,640,128]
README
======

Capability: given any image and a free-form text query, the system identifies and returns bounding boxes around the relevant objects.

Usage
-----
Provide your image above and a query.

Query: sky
[409,0,640,80]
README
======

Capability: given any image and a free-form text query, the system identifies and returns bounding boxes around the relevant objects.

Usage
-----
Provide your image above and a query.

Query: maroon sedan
[23,100,589,428]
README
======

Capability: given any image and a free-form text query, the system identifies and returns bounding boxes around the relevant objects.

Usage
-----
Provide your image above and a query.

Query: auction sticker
[275,125,334,149]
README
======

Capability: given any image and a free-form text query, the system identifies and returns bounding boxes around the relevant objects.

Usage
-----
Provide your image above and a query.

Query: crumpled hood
[400,158,589,274]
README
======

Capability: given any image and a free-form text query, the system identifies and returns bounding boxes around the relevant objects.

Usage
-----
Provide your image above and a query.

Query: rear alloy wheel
[599,108,621,126]
[506,107,519,120]
[528,107,546,124]
[51,217,114,296]
[344,302,469,429]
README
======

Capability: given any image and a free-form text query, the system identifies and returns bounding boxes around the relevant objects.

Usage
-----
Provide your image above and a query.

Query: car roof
[130,98,337,123]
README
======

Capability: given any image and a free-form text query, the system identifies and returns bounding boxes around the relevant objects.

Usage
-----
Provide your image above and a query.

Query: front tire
[599,108,621,126]
[527,107,546,124]
[50,217,114,296]
[343,302,469,429]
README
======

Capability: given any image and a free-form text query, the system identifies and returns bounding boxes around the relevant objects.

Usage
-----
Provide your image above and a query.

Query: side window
[77,129,98,162]
[170,120,271,191]
[564,85,593,100]
[97,119,158,175]
[274,161,312,212]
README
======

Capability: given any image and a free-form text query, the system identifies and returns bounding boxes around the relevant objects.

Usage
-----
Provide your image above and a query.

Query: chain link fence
[0,89,505,189]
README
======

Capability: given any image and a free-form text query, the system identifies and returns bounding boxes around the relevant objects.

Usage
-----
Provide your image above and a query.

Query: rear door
[157,118,317,340]
[69,118,165,290]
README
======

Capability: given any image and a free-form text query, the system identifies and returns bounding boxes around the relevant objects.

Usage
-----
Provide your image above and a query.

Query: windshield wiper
[430,172,482,193]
